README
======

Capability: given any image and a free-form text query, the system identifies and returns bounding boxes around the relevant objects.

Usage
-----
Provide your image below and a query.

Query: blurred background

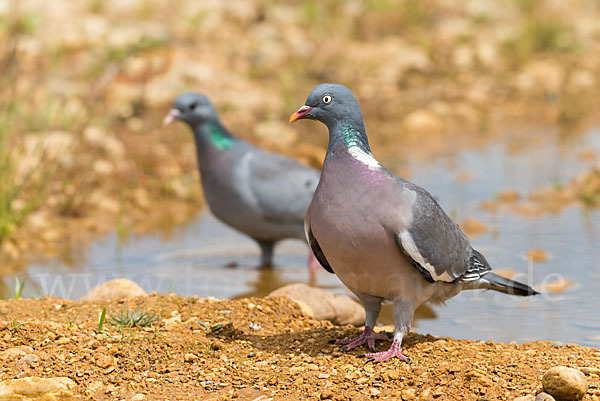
[0,0,599,344]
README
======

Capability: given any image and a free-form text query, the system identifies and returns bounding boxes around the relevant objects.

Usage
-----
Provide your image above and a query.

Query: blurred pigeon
[290,84,538,362]
[164,92,321,279]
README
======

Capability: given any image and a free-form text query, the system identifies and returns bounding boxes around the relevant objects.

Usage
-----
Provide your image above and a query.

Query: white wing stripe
[399,231,454,282]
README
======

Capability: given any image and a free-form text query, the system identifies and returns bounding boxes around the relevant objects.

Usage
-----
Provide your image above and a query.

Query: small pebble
[536,392,556,401]
[247,352,256,358]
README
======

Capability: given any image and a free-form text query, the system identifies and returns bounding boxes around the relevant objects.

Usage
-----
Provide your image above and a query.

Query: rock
[580,367,600,376]
[94,353,115,369]
[130,394,146,401]
[514,396,535,401]
[184,353,198,363]
[85,380,104,397]
[292,299,314,319]
[0,346,34,360]
[536,393,556,401]
[17,354,40,368]
[542,366,587,401]
[0,377,76,400]
[330,295,365,326]
[401,388,417,400]
[269,283,365,326]
[81,278,147,301]
[320,389,333,399]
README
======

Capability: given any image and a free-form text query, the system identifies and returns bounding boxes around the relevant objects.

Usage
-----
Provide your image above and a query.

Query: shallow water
[6,125,600,346]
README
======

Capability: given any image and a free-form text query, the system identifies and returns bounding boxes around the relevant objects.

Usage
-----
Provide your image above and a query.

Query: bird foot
[329,327,389,352]
[359,340,410,363]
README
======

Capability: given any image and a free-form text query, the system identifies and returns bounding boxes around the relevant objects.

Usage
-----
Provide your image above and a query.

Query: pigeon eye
[189,101,198,110]
[322,94,332,104]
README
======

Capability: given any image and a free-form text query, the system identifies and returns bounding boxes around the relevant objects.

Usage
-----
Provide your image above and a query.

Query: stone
[580,367,600,376]
[130,394,146,401]
[94,354,114,369]
[269,283,365,326]
[542,367,587,401]
[292,299,314,319]
[0,346,34,360]
[401,388,417,400]
[81,278,147,301]
[17,354,40,368]
[184,353,198,363]
[0,377,76,400]
[536,393,556,401]
[513,396,535,401]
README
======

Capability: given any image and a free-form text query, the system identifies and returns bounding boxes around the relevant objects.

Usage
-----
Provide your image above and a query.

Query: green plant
[8,319,30,332]
[65,309,82,328]
[109,308,158,328]
[13,277,25,299]
[114,326,135,342]
[97,306,107,333]
[164,280,177,295]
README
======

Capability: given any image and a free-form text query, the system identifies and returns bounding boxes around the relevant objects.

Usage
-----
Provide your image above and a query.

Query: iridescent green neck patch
[208,123,234,151]
[340,122,368,150]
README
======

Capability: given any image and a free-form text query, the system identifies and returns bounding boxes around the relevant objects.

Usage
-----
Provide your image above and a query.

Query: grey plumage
[165,92,320,269]
[291,83,538,362]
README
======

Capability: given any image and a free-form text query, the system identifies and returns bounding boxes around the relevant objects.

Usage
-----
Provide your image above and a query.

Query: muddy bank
[0,294,598,400]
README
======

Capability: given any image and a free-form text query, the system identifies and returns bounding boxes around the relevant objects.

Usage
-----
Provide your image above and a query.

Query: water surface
[7,125,600,346]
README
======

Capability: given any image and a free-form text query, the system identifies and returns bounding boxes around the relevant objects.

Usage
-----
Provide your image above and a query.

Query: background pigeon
[290,84,538,362]
[164,92,321,279]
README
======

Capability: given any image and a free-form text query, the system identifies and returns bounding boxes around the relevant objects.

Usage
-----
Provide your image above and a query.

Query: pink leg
[329,327,389,352]
[307,251,319,285]
[360,339,410,363]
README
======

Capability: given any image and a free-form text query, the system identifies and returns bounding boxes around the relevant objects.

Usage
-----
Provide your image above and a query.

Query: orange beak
[289,105,313,123]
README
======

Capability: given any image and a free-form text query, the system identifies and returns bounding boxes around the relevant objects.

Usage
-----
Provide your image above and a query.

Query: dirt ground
[0,295,598,400]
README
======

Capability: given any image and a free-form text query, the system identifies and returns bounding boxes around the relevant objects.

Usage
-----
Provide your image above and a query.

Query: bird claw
[360,340,409,363]
[330,327,389,352]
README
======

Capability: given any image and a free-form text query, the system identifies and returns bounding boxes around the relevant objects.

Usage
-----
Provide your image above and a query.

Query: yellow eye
[322,94,332,104]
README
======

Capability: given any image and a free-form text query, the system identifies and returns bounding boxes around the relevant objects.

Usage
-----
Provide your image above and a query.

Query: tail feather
[480,272,539,296]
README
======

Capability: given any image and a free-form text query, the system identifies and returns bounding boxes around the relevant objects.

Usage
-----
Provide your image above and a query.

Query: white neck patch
[348,146,381,170]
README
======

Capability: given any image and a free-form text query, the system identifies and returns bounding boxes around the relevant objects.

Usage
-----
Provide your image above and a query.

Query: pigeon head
[290,84,370,152]
[163,92,218,127]
[289,84,363,129]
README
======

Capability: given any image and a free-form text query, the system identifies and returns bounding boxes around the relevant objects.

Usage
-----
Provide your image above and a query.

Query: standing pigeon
[164,92,321,279]
[290,84,538,362]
